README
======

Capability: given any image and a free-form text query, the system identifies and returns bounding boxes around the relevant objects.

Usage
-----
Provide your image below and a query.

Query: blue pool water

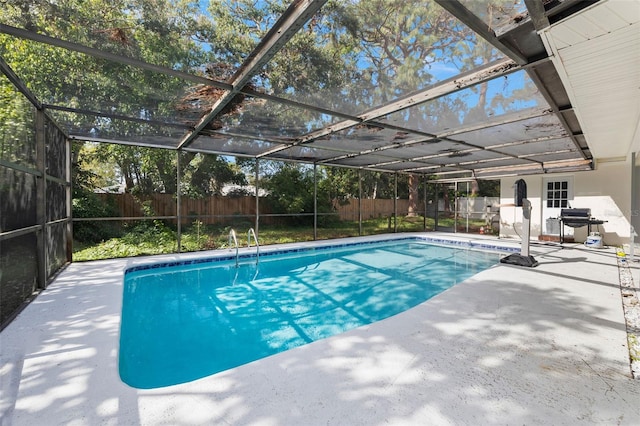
[119,238,504,388]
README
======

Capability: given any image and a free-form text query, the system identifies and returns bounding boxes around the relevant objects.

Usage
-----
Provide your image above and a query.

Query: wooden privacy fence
[97,193,258,223]
[96,193,415,223]
[336,198,412,220]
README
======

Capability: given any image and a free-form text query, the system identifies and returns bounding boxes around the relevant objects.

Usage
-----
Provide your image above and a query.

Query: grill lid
[560,208,591,218]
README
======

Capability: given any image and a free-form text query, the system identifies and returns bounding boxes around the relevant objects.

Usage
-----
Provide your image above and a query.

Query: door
[435,182,457,232]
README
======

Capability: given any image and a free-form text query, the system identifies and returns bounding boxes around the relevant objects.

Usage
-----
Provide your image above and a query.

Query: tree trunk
[443,188,451,212]
[470,179,479,196]
[407,174,418,216]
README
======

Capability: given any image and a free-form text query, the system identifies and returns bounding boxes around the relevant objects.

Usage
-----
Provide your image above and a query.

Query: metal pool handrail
[248,228,260,264]
[228,229,239,267]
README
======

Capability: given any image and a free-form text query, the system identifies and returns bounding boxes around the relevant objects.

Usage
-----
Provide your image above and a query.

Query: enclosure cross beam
[434,0,529,65]
[260,57,519,159]
[177,0,328,150]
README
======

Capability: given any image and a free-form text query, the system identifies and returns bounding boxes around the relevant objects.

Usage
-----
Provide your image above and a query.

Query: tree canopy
[1,0,509,204]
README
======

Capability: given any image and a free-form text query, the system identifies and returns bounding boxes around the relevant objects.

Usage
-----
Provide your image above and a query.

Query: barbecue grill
[559,208,606,243]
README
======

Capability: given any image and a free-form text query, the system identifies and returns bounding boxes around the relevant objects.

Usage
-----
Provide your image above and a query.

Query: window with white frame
[546,179,570,208]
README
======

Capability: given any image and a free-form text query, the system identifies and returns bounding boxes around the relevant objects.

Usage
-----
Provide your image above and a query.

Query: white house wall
[499,158,632,246]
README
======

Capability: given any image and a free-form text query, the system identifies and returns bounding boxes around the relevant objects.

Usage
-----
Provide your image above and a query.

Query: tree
[75,144,247,196]
[2,0,256,198]
[180,152,247,197]
[319,166,408,203]
[4,0,518,220]
[70,141,122,243]
[262,163,315,225]
[334,0,474,215]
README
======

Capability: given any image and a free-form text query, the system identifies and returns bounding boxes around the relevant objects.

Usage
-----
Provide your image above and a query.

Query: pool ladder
[228,229,239,267]
[228,228,260,268]
[247,228,260,265]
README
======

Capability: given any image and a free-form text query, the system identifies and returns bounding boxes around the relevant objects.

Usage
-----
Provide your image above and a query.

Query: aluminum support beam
[434,0,528,65]
[65,135,73,263]
[35,111,47,289]
[318,106,552,165]
[524,0,550,31]
[43,104,194,130]
[526,69,591,160]
[313,163,318,241]
[0,55,42,109]
[262,58,519,158]
[255,159,260,235]
[176,151,182,253]
[178,0,328,150]
[358,169,363,236]
[0,24,231,90]
[394,173,398,233]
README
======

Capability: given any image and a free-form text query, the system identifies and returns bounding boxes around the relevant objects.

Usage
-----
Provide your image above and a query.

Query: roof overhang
[539,0,640,161]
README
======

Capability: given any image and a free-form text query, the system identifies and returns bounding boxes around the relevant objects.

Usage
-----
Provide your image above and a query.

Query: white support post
[500,198,538,267]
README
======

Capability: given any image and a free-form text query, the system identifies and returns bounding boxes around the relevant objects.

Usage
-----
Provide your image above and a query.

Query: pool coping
[123,233,521,275]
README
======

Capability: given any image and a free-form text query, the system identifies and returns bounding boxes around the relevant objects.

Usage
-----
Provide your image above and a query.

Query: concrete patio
[1,234,639,425]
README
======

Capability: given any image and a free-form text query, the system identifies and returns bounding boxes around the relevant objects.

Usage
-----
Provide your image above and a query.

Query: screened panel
[188,134,281,156]
[180,197,256,226]
[474,163,543,178]
[310,126,424,154]
[0,1,240,83]
[423,150,508,165]
[265,1,506,116]
[380,140,472,160]
[72,218,179,261]
[48,111,186,148]
[45,120,66,179]
[1,0,595,176]
[453,115,568,147]
[312,164,358,239]
[46,181,67,222]
[359,171,399,235]
[496,137,577,156]
[0,167,37,232]
[72,143,177,251]
[180,151,234,197]
[465,157,533,169]
[526,151,585,163]
[0,74,37,168]
[215,98,340,141]
[272,145,349,162]
[0,38,213,126]
[0,233,38,326]
[331,153,396,167]
[315,220,359,240]
[319,166,360,225]
[46,221,68,278]
[371,161,434,172]
[459,0,528,34]
[428,166,469,174]
[428,170,473,179]
[378,71,548,135]
[258,160,316,229]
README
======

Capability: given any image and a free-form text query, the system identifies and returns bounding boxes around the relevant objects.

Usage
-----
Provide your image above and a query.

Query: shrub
[72,191,121,243]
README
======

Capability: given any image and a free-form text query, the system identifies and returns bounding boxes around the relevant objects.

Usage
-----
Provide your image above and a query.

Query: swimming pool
[119,236,511,389]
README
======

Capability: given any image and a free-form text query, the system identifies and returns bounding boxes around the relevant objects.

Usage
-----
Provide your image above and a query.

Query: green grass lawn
[72,215,489,261]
